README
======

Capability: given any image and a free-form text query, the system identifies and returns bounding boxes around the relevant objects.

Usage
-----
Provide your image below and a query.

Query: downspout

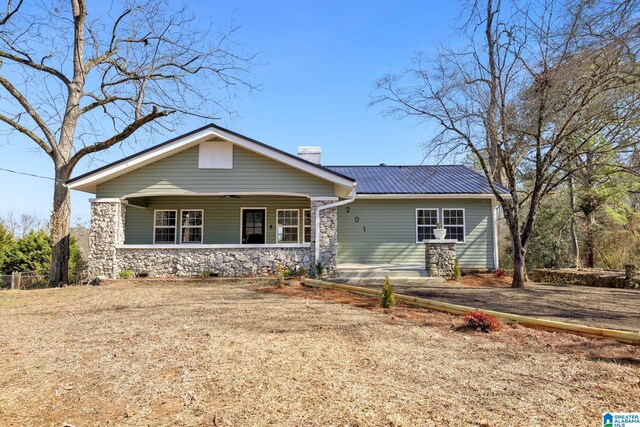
[491,198,500,270]
[314,184,357,265]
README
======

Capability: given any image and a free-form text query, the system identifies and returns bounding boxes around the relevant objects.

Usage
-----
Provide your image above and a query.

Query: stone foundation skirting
[116,246,312,277]
[531,268,640,289]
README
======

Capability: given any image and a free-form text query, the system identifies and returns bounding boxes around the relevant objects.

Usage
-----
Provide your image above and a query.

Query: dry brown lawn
[1,279,639,426]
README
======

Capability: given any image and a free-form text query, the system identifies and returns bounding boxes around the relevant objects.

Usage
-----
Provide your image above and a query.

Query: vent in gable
[198,140,233,169]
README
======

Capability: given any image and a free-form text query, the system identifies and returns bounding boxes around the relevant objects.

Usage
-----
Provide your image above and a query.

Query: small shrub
[275,264,284,288]
[118,269,134,279]
[381,275,395,308]
[315,262,324,278]
[453,259,461,280]
[203,269,215,278]
[283,268,294,278]
[495,268,505,278]
[463,311,501,332]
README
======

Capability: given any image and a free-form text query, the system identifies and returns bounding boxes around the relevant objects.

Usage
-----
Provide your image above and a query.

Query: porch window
[416,208,438,242]
[303,209,311,243]
[154,210,177,244]
[181,210,204,244]
[442,208,465,242]
[277,209,299,243]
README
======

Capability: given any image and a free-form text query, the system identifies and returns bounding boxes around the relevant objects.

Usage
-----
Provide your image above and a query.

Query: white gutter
[314,184,357,265]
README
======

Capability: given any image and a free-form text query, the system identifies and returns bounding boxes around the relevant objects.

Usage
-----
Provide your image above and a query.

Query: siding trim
[358,194,504,199]
[117,243,311,249]
[121,191,317,199]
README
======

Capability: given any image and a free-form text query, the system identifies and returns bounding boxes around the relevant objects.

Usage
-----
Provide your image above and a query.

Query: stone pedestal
[88,199,126,278]
[424,239,457,277]
[310,200,338,277]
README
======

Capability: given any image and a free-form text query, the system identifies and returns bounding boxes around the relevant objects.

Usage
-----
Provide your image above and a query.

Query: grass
[0,279,639,426]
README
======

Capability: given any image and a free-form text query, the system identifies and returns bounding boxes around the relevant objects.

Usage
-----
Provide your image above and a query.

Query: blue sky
[0,0,458,224]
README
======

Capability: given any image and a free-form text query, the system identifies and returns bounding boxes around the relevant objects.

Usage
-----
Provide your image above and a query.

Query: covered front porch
[88,194,340,278]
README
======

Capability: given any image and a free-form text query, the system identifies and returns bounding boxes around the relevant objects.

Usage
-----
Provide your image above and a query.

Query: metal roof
[325,165,510,194]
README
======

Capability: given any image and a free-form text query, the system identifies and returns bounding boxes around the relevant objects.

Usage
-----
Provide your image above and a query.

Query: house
[67,124,509,278]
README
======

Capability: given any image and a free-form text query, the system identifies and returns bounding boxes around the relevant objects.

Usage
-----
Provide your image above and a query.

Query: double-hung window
[416,209,438,242]
[277,209,299,243]
[181,210,204,244]
[303,209,311,243]
[154,210,177,244]
[442,208,465,242]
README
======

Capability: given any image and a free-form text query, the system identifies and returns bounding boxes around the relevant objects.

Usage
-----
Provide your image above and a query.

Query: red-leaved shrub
[463,311,501,332]
[495,268,505,278]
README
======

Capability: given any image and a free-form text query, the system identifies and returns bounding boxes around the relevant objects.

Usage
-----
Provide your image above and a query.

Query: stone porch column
[424,239,457,277]
[88,199,126,279]
[310,199,338,277]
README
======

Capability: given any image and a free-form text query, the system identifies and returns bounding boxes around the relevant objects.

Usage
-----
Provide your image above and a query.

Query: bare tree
[373,0,640,287]
[0,210,47,237]
[0,0,255,285]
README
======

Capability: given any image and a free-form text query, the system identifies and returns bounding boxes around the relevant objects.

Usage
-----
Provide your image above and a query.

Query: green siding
[124,195,310,244]
[96,144,336,198]
[336,199,495,269]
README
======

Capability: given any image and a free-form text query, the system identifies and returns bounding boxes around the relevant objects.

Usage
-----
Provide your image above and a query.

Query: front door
[242,209,266,244]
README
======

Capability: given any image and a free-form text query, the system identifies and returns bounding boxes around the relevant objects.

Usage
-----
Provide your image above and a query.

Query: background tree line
[0,212,88,283]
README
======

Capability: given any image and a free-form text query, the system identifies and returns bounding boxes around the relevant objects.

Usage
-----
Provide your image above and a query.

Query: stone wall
[88,200,126,278]
[310,200,338,276]
[88,197,336,279]
[117,246,311,277]
[424,240,457,277]
[531,268,640,289]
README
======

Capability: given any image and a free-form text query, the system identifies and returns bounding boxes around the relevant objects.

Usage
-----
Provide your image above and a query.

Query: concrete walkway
[353,280,640,332]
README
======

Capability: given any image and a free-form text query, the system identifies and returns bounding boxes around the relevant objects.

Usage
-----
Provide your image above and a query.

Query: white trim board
[357,193,508,199]
[67,126,354,194]
[120,191,321,200]
[117,243,311,249]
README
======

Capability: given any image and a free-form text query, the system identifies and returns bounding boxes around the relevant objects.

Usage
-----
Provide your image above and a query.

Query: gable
[95,143,338,198]
[67,124,355,196]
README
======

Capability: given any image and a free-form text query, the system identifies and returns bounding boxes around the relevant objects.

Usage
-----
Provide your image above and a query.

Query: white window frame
[276,209,300,244]
[153,209,177,244]
[415,208,439,243]
[180,209,204,244]
[441,208,466,243]
[302,208,311,243]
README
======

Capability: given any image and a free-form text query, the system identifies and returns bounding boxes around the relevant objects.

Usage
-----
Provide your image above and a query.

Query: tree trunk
[511,239,527,288]
[568,176,581,267]
[49,166,72,287]
[584,210,596,268]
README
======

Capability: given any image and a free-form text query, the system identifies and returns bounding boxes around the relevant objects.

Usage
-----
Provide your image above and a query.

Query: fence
[0,267,88,290]
[0,271,49,290]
